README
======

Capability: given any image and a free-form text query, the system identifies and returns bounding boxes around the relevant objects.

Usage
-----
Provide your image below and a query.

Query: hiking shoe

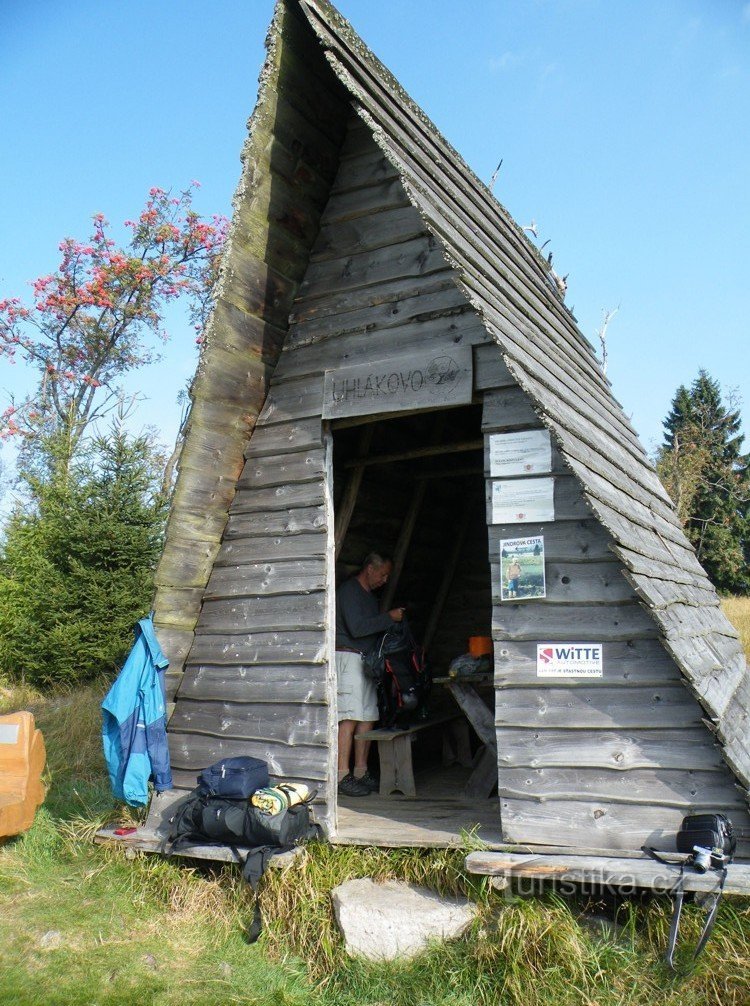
[354,770,379,793]
[338,773,370,797]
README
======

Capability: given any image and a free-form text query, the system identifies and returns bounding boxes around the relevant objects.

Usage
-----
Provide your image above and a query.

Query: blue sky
[1,0,749,475]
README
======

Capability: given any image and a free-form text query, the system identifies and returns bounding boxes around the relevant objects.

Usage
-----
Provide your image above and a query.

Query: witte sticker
[536,643,603,677]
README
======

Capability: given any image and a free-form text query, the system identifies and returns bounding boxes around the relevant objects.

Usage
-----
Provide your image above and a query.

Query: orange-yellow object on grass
[0,711,46,838]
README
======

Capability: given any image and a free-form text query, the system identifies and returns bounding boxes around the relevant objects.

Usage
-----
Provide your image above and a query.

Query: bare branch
[596,305,620,376]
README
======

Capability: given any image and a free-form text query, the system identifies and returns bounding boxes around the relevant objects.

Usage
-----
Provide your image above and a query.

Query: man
[336,553,404,796]
[507,557,522,598]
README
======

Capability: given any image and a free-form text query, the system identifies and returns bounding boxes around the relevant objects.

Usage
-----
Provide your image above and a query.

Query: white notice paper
[491,477,555,524]
[489,429,552,477]
[537,643,603,678]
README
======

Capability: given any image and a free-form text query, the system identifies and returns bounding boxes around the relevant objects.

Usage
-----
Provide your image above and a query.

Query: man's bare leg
[352,720,374,775]
[338,719,356,779]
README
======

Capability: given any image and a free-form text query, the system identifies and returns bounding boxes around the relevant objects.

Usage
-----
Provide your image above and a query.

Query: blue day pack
[197,756,269,800]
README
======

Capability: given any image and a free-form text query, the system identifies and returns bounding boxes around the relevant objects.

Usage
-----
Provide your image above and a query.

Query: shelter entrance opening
[331,404,502,846]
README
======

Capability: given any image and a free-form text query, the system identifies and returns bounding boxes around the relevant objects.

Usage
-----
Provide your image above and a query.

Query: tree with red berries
[0,187,227,686]
[0,184,227,469]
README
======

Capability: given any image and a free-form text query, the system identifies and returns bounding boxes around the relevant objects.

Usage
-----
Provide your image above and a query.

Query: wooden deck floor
[96,765,504,857]
[334,764,504,848]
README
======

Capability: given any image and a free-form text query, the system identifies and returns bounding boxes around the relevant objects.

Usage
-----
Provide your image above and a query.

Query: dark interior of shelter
[333,404,491,668]
[332,405,502,840]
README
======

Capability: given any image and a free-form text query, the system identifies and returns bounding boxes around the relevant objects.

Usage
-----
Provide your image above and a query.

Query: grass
[1,600,750,1006]
[259,849,750,1006]
[722,595,750,656]
[0,681,317,1006]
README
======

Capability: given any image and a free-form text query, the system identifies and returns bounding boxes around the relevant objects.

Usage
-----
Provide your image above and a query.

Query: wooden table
[433,673,497,799]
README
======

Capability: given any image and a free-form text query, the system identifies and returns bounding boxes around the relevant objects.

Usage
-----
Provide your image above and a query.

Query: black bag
[675,813,735,861]
[164,785,320,942]
[166,788,318,851]
[368,619,430,728]
[196,796,317,848]
[197,755,269,799]
[643,812,735,971]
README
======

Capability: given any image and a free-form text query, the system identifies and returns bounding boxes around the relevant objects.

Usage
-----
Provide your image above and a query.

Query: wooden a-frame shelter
[142,0,750,858]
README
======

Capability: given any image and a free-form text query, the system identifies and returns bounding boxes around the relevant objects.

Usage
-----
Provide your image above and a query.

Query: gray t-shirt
[336,576,394,652]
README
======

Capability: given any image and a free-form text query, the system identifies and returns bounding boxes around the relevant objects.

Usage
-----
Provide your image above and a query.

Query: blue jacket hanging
[102,616,173,806]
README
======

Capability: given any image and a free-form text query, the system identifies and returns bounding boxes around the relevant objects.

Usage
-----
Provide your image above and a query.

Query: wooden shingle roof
[291,0,750,792]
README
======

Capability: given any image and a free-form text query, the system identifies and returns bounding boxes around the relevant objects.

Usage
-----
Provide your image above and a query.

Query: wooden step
[465,850,750,895]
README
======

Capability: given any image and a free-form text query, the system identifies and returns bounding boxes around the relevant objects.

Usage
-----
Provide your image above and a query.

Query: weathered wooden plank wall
[152,1,351,704]
[169,115,494,826]
[482,388,750,852]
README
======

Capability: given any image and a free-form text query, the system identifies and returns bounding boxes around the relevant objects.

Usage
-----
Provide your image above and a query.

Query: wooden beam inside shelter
[380,480,427,611]
[414,466,484,481]
[334,425,374,558]
[343,438,482,469]
[422,494,474,652]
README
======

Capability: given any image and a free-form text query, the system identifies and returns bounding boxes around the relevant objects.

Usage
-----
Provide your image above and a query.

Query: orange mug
[468,636,493,658]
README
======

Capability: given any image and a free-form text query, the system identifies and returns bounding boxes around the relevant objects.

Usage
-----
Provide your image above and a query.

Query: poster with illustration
[500,536,546,601]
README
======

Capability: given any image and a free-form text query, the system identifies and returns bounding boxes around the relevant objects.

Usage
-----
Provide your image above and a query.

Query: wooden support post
[378,735,416,797]
[444,680,498,799]
[464,746,498,799]
[380,414,445,611]
[380,480,427,611]
[448,682,496,746]
[422,495,474,652]
[334,425,374,558]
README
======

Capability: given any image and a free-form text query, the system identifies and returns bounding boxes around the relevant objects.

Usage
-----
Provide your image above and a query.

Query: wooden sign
[322,346,473,419]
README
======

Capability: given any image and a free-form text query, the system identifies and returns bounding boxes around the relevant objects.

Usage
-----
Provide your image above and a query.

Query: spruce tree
[657,370,750,593]
[0,425,168,686]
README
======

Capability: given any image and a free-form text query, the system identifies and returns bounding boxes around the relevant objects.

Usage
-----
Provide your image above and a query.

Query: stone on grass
[268,846,307,872]
[39,930,62,950]
[331,877,477,961]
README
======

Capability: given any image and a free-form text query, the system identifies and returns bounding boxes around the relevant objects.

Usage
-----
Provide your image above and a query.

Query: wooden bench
[357,714,471,797]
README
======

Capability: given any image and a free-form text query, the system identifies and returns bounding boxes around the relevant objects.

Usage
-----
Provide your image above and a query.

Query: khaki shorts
[336,650,378,722]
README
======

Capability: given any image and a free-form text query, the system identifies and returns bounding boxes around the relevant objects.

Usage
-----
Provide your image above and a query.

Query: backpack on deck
[167,789,318,850]
[366,619,430,729]
[163,759,320,942]
[197,755,269,800]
